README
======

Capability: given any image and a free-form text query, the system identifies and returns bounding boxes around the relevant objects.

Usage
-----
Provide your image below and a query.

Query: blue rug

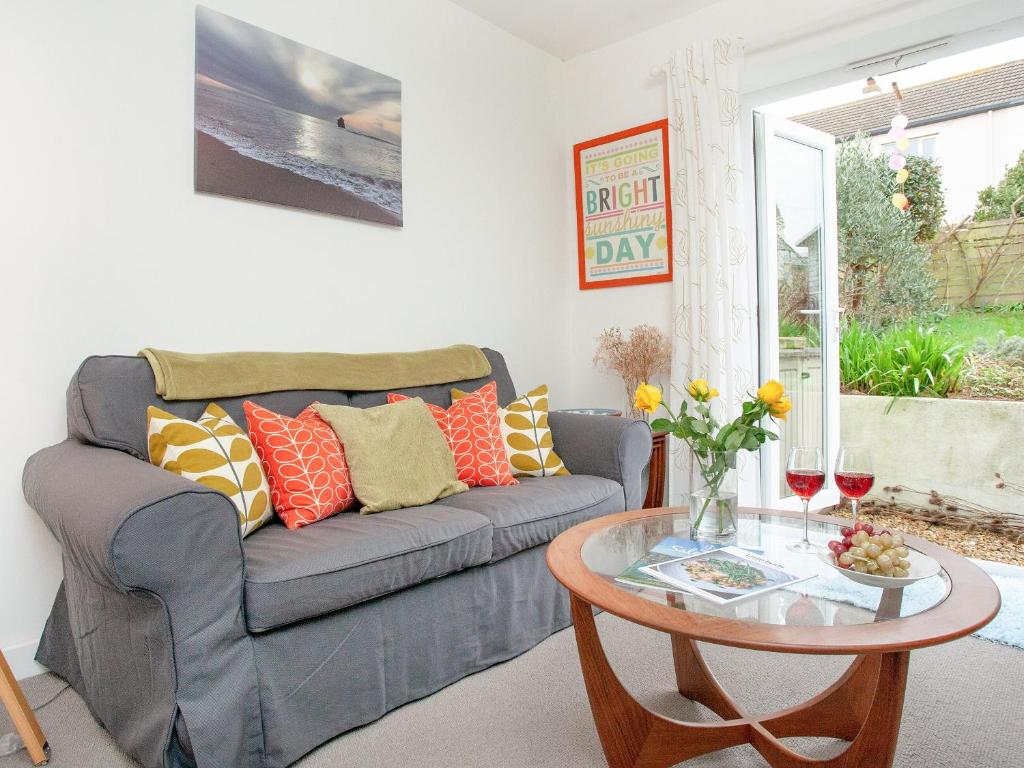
[797,558,1023,650]
[968,559,1024,649]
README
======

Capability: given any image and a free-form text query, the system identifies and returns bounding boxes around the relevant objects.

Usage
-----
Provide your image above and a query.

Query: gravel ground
[821,506,1024,567]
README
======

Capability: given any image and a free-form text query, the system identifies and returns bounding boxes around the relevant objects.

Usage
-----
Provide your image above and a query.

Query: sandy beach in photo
[195,131,401,226]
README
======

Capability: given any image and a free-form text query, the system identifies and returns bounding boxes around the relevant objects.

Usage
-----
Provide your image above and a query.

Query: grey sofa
[22,348,652,768]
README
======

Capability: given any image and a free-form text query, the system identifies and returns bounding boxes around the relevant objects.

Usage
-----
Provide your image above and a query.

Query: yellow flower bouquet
[635,379,790,537]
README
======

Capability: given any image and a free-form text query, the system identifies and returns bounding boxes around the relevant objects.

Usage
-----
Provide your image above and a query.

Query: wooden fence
[931,216,1024,308]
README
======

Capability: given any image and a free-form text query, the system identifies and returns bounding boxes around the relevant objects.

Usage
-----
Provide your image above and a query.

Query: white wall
[869,105,1024,222]
[0,0,568,677]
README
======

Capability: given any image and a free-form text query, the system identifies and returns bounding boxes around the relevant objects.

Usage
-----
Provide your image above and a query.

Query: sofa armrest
[23,440,261,768]
[24,438,244,593]
[548,412,653,509]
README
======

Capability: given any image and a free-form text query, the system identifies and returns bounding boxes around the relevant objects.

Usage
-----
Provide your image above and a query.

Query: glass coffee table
[546,508,1000,768]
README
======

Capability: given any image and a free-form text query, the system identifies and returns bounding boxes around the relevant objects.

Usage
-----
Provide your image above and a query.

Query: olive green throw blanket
[139,345,492,400]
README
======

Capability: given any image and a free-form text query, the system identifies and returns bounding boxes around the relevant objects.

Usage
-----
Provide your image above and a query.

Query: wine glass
[835,445,875,523]
[786,446,825,553]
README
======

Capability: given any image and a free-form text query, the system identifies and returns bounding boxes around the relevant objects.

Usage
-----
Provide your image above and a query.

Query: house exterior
[792,59,1024,222]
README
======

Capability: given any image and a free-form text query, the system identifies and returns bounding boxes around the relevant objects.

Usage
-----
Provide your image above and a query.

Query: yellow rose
[634,383,662,415]
[687,379,708,400]
[687,379,719,402]
[757,379,785,406]
[769,396,792,421]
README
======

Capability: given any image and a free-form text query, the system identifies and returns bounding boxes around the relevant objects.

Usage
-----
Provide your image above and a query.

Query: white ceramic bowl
[818,549,941,588]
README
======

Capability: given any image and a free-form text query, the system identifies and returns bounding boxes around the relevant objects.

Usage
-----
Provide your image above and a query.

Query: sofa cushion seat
[438,475,624,561]
[242,505,493,632]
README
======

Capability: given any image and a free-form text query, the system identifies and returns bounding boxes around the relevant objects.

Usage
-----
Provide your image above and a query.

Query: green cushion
[316,398,467,514]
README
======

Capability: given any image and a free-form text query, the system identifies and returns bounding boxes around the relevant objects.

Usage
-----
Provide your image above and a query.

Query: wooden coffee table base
[571,595,910,768]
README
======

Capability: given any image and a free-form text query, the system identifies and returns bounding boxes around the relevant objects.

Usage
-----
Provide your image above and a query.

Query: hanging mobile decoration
[886,81,910,211]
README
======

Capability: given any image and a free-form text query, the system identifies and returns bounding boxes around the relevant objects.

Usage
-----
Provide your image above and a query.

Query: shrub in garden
[837,136,936,326]
[840,319,965,398]
[975,150,1024,222]
[973,331,1024,366]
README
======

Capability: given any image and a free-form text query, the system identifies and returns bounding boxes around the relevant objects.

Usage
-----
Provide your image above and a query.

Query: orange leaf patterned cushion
[244,401,357,529]
[387,381,518,488]
[452,384,569,478]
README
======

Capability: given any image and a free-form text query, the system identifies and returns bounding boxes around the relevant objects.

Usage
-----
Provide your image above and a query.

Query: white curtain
[665,39,759,504]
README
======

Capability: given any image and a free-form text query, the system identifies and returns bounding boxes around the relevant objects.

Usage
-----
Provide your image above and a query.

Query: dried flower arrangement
[593,325,672,419]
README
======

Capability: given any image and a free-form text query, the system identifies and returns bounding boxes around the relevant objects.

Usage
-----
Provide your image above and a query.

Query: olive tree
[836,135,936,326]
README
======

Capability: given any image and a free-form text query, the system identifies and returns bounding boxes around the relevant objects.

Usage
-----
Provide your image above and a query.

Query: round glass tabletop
[580,511,951,628]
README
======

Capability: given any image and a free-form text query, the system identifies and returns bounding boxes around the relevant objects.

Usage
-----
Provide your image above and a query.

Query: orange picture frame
[574,119,673,290]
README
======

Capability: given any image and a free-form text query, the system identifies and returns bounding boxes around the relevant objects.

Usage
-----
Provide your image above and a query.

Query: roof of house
[790,59,1024,139]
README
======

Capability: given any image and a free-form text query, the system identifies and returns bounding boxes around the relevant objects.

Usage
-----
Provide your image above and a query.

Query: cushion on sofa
[438,475,624,562]
[147,403,273,537]
[242,505,493,632]
[315,398,468,514]
[453,383,569,478]
[387,381,517,488]
[244,401,356,529]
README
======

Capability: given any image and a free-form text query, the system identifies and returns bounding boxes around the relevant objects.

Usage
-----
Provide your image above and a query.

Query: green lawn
[927,309,1024,348]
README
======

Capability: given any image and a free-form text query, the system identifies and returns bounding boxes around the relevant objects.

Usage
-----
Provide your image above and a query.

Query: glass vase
[688,450,738,540]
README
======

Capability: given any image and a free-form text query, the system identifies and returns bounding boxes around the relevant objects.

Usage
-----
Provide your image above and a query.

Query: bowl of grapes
[818,521,941,588]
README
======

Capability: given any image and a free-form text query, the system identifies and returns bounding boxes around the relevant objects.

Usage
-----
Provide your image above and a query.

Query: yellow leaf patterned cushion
[452,384,569,478]
[147,403,273,537]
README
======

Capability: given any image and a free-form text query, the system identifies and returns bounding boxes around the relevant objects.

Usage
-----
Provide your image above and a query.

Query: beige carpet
[2,613,1021,768]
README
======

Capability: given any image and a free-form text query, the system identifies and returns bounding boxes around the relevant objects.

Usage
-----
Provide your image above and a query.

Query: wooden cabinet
[643,431,668,509]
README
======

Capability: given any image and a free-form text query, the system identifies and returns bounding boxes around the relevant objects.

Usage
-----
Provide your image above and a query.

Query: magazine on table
[614,536,720,592]
[639,546,813,605]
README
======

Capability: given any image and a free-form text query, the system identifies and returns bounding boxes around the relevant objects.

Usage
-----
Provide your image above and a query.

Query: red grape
[841,526,854,538]
[843,536,853,547]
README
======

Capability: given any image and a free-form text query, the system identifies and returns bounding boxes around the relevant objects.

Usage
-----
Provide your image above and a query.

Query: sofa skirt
[252,540,572,767]
[37,540,574,768]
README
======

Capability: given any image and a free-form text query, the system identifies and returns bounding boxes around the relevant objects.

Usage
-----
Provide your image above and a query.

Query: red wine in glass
[786,447,823,554]
[835,445,874,522]
[835,472,874,498]
[786,469,826,500]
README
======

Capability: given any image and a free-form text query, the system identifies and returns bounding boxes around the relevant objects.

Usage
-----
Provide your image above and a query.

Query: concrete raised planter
[840,394,1024,515]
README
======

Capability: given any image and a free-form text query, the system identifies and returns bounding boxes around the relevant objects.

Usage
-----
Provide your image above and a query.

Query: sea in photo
[194,7,402,225]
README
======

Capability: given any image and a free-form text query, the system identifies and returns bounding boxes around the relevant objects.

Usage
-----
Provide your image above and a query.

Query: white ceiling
[449,0,723,60]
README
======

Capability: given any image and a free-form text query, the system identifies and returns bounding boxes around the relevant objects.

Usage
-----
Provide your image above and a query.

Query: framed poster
[574,120,673,290]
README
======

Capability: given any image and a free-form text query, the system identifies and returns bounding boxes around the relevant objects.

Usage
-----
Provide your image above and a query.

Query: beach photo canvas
[195,7,402,225]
